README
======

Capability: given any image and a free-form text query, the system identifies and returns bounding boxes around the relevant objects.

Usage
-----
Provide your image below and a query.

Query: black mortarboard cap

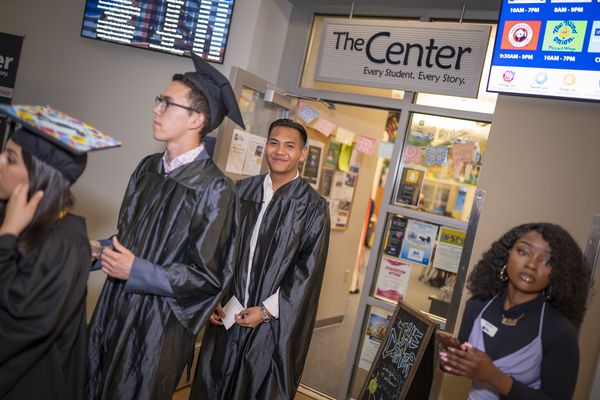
[0,105,121,185]
[184,53,245,132]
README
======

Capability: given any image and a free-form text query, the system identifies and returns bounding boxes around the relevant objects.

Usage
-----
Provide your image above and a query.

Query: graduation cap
[0,104,121,184]
[184,53,245,132]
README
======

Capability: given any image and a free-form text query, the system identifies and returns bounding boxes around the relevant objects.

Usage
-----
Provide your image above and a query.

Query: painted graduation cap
[184,53,245,132]
[0,104,121,184]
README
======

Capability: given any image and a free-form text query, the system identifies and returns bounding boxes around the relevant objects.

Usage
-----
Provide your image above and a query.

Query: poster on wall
[348,148,362,174]
[384,216,408,257]
[325,141,340,168]
[374,257,412,303]
[225,129,250,174]
[396,165,426,207]
[321,168,334,197]
[302,139,325,189]
[242,134,267,176]
[432,226,466,273]
[0,32,24,146]
[400,219,438,267]
[358,309,392,371]
[328,199,349,229]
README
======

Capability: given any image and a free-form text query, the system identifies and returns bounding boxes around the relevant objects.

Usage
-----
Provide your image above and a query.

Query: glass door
[213,67,295,181]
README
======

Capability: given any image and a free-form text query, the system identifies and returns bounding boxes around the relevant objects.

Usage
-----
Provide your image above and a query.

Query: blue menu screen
[487,0,600,101]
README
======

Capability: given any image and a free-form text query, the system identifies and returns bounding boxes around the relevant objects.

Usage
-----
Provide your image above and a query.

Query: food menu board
[487,0,600,101]
[81,0,235,63]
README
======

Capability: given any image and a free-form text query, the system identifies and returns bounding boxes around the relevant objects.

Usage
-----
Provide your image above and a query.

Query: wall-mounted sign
[315,19,491,98]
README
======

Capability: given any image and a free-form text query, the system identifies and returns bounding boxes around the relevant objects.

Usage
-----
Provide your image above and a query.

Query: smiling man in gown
[86,54,244,400]
[191,118,330,400]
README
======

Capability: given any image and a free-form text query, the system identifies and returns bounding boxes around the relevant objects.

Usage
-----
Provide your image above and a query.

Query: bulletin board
[301,125,362,231]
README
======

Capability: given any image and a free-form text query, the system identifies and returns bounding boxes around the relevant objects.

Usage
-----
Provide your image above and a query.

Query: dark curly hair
[467,223,591,328]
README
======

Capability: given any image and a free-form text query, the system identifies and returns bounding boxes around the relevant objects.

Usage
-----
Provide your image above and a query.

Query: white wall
[0,0,292,320]
[439,94,600,400]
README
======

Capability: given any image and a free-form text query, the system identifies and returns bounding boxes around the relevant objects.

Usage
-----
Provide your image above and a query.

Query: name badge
[481,318,498,337]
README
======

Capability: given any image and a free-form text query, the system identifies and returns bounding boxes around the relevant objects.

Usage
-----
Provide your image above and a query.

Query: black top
[193,174,331,400]
[458,289,579,400]
[0,215,90,400]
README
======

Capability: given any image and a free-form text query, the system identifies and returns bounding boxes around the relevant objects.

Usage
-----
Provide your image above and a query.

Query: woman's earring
[544,285,551,300]
[500,265,509,282]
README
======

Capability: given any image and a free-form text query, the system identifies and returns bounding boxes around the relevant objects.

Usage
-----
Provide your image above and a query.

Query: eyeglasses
[154,96,199,113]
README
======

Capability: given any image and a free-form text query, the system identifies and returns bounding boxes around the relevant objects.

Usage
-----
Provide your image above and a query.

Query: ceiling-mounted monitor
[81,0,236,63]
[487,0,600,101]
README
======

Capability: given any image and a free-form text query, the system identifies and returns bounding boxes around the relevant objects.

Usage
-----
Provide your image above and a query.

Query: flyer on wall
[400,219,438,267]
[396,165,426,207]
[358,309,392,371]
[225,129,250,174]
[302,139,324,189]
[432,226,466,273]
[242,134,267,176]
[384,216,408,257]
[374,257,412,303]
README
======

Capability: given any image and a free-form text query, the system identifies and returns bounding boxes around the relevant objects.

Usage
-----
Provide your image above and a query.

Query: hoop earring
[500,265,508,282]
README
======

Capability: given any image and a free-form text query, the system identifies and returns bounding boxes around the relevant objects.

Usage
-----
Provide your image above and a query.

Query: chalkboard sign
[359,301,438,400]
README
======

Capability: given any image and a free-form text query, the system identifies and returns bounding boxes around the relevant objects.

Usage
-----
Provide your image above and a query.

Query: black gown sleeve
[0,231,90,396]
[164,177,240,335]
[504,321,579,400]
[258,197,331,398]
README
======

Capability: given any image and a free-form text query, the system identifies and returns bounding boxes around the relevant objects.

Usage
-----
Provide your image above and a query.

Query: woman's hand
[235,306,264,328]
[0,184,43,237]
[440,343,513,396]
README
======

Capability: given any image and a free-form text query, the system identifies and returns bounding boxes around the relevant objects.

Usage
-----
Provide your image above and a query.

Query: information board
[81,0,235,63]
[488,0,600,101]
[359,301,438,400]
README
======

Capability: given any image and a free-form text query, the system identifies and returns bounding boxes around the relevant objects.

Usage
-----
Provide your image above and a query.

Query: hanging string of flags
[296,104,395,159]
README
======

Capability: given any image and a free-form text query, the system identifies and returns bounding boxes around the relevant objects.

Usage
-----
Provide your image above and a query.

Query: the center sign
[315,19,491,98]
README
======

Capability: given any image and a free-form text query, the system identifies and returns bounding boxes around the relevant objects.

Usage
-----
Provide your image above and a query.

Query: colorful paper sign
[404,145,422,163]
[452,143,475,163]
[337,144,353,172]
[335,127,355,145]
[424,146,448,165]
[378,141,394,159]
[355,135,377,155]
[312,116,337,136]
[297,104,319,123]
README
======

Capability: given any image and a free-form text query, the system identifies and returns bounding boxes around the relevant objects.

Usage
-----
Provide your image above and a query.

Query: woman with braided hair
[440,223,591,400]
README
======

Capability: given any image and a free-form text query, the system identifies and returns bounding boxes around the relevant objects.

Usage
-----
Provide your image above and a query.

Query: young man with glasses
[191,118,330,400]
[86,54,243,400]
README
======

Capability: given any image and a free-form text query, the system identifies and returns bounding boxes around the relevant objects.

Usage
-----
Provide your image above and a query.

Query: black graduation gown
[0,214,90,400]
[191,174,330,400]
[86,153,239,400]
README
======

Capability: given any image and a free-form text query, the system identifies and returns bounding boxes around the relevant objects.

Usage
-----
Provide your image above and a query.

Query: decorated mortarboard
[185,53,245,132]
[0,104,121,184]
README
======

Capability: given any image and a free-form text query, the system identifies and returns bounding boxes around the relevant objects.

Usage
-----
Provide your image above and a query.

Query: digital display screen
[81,0,235,63]
[487,0,600,101]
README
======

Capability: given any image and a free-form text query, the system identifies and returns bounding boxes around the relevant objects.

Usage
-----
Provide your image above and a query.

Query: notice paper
[242,134,267,176]
[225,129,250,174]
[432,226,466,273]
[222,295,245,330]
